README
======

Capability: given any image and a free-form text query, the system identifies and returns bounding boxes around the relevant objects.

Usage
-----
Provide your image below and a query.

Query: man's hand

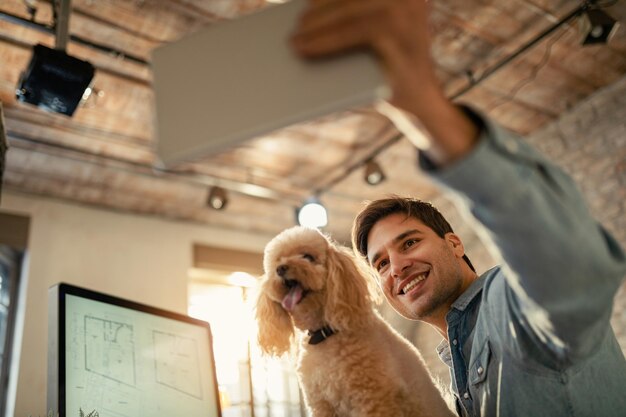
[291,0,437,118]
[291,0,479,165]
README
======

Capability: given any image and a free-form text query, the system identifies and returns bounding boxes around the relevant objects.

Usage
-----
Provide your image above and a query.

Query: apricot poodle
[255,226,454,417]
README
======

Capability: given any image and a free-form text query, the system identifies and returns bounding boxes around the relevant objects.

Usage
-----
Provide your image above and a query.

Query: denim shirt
[420,109,626,417]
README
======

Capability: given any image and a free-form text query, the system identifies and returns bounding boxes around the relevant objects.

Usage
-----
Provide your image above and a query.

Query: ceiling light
[364,160,386,185]
[15,44,95,116]
[207,186,228,210]
[296,196,328,228]
[580,8,619,45]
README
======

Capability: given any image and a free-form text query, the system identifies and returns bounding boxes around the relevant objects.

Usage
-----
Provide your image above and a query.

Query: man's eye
[376,259,389,272]
[303,253,315,262]
[405,239,418,249]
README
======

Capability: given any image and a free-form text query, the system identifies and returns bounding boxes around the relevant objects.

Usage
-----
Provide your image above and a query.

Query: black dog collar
[308,325,336,345]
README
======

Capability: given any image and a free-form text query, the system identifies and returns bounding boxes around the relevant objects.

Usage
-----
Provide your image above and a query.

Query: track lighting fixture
[580,8,619,45]
[16,0,95,117]
[364,160,386,186]
[207,186,228,210]
[296,196,328,228]
[16,44,95,116]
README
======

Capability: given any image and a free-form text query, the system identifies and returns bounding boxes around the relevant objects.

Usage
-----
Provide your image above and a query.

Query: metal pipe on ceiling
[53,0,71,51]
[5,131,303,203]
[0,0,605,204]
[0,9,149,65]
[316,1,594,197]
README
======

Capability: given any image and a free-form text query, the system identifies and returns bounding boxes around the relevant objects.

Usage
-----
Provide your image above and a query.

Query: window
[0,212,29,417]
[188,267,306,417]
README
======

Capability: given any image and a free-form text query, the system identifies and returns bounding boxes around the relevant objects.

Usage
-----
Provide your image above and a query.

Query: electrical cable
[450,1,591,100]
[4,0,616,208]
[485,23,569,113]
[314,1,600,198]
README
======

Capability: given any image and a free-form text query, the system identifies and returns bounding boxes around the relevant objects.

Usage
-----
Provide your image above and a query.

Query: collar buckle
[308,325,336,345]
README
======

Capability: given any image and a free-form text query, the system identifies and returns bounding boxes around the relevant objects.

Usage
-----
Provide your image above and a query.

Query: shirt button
[477,366,484,375]
[463,392,470,400]
[452,339,458,346]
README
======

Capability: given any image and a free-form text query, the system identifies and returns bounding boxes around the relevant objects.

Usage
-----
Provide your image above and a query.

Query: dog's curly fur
[255,226,454,417]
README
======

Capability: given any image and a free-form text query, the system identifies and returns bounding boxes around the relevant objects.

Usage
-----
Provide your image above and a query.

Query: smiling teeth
[402,274,427,294]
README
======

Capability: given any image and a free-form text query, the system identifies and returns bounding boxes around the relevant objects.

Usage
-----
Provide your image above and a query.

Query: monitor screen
[48,283,222,417]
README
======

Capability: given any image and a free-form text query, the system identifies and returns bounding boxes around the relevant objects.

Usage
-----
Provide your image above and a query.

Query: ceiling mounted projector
[16,44,95,116]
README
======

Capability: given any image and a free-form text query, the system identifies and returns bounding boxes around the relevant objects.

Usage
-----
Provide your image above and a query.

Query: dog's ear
[324,245,376,330]
[255,276,293,356]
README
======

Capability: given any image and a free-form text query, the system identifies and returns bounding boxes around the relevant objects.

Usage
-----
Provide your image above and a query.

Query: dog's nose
[276,264,289,277]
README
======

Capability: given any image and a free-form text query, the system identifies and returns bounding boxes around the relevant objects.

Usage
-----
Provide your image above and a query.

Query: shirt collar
[451,274,486,311]
[436,274,487,366]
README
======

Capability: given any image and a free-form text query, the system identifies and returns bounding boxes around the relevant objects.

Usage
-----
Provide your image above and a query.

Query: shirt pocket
[469,339,491,386]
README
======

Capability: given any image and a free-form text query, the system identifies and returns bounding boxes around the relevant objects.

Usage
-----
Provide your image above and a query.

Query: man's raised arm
[292,0,626,358]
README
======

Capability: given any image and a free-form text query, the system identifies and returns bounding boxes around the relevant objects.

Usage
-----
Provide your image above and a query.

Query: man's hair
[351,196,475,272]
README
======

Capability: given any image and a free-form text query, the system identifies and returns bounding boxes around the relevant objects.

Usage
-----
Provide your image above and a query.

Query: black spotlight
[580,8,619,45]
[207,186,228,210]
[16,44,95,116]
[364,160,386,185]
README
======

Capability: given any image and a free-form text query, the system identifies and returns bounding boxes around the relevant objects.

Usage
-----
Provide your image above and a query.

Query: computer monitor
[48,283,222,417]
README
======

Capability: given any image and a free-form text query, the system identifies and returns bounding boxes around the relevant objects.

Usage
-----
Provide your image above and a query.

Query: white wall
[0,191,270,417]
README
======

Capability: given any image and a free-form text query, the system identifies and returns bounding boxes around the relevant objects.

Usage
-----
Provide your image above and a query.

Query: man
[292,0,626,416]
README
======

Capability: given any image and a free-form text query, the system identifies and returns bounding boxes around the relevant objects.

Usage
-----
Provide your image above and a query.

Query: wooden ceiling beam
[0,22,152,83]
[6,133,306,202]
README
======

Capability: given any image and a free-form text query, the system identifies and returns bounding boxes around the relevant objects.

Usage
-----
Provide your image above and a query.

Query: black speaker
[16,44,95,116]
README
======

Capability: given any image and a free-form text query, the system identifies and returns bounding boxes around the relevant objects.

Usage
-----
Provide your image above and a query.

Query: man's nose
[389,252,412,278]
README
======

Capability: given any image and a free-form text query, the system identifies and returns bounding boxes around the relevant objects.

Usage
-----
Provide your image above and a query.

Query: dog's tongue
[281,284,304,312]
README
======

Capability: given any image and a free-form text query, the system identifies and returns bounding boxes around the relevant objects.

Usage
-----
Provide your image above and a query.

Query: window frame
[0,212,29,417]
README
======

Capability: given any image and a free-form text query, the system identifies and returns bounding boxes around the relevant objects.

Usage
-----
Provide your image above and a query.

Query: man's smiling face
[367,213,469,322]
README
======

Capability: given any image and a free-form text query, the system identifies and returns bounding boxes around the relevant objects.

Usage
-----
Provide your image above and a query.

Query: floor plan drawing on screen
[153,330,202,399]
[84,315,136,386]
[82,375,140,417]
[57,288,220,417]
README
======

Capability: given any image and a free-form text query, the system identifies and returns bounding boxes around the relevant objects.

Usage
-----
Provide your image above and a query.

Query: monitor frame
[48,283,222,417]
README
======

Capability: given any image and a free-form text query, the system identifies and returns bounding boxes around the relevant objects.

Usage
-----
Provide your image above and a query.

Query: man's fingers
[296,0,386,34]
[290,0,445,145]
[292,0,388,55]
[292,0,430,59]
[292,18,378,57]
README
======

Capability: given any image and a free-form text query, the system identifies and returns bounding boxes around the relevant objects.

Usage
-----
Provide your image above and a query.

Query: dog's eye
[302,253,315,262]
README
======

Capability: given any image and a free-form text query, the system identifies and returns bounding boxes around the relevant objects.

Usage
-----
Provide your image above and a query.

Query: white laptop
[151,0,388,166]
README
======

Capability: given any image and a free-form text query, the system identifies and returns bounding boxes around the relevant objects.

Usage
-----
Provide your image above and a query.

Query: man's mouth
[399,272,429,295]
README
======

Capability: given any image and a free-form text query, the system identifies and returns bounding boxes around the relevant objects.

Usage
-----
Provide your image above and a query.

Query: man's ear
[445,232,465,257]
